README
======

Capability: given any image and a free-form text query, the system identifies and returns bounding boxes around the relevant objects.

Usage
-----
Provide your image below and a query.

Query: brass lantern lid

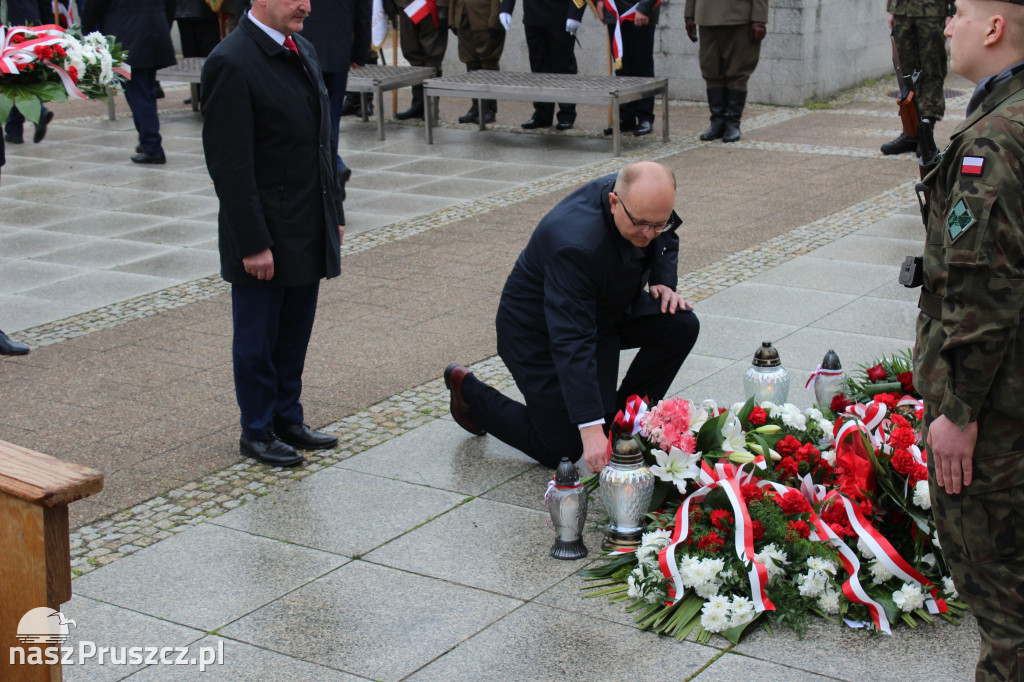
[751,341,782,368]
[610,437,643,466]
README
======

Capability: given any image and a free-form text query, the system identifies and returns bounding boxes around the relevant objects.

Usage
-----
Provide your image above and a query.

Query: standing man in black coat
[597,0,660,137]
[300,0,372,192]
[498,0,585,130]
[445,162,699,473]
[82,0,177,164]
[3,0,56,146]
[201,0,344,467]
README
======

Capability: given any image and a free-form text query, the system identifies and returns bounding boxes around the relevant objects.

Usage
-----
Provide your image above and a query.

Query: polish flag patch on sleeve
[961,156,984,175]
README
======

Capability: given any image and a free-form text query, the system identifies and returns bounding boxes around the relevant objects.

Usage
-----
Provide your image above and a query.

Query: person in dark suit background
[299,0,372,193]
[445,162,700,473]
[498,0,585,130]
[82,0,177,164]
[201,0,344,467]
[3,0,56,146]
[597,0,660,137]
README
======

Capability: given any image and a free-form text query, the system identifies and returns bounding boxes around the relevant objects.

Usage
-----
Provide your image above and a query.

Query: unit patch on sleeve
[961,156,984,175]
[947,198,976,242]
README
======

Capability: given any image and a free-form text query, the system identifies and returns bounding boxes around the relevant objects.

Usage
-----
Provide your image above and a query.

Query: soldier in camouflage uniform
[882,0,954,154]
[913,1,1024,678]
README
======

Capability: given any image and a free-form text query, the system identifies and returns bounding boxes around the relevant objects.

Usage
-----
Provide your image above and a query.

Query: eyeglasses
[613,192,678,234]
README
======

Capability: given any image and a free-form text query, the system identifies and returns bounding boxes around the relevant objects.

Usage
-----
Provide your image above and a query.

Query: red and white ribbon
[804,365,844,390]
[602,0,661,70]
[0,24,89,99]
[403,0,439,27]
[658,461,775,612]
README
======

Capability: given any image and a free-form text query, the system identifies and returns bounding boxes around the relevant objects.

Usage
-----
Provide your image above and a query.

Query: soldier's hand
[566,18,580,34]
[634,10,648,26]
[243,248,274,281]
[749,21,766,42]
[926,415,977,494]
[685,17,697,42]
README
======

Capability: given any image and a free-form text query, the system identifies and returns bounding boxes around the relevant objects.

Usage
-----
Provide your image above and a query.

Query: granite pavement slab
[211,466,468,557]
[696,283,858,327]
[219,560,521,681]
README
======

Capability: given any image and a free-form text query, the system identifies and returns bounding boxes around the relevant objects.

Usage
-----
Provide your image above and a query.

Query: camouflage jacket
[886,0,954,17]
[914,68,1024,493]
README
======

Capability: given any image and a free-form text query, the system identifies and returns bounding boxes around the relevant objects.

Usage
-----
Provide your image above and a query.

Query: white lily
[688,399,708,433]
[720,414,746,452]
[650,447,703,492]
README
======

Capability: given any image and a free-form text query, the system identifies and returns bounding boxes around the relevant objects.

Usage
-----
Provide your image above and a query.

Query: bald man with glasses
[445,162,700,474]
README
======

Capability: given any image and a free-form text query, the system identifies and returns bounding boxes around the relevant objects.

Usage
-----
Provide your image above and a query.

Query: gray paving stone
[42,212,170,237]
[0,257,89,294]
[341,188,459,215]
[60,186,169,211]
[334,151,425,171]
[339,211,404,235]
[118,220,216,247]
[220,561,520,681]
[750,255,897,295]
[810,233,923,267]
[118,195,220,219]
[0,292,86,331]
[339,418,535,495]
[697,652,836,680]
[344,169,436,191]
[405,176,515,199]
[857,213,926,241]
[34,239,174,268]
[211,466,467,556]
[383,157,494,177]
[690,313,800,361]
[0,228,94,257]
[363,497,604,599]
[0,199,95,226]
[113,249,221,281]
[810,296,918,341]
[60,594,206,682]
[405,602,717,681]
[774,326,913,373]
[673,359,816,410]
[73,523,347,631]
[121,635,361,681]
[697,282,858,327]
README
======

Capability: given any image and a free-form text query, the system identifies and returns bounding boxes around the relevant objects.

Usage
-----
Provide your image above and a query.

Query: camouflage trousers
[926,410,1024,680]
[892,14,948,120]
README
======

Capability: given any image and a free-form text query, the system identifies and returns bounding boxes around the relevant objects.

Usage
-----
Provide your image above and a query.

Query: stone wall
[439,0,892,106]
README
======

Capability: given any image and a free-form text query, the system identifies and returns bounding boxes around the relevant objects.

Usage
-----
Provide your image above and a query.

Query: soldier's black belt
[918,290,942,319]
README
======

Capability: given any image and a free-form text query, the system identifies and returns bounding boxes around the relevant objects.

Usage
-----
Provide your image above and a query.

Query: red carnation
[67,65,79,83]
[795,443,820,464]
[741,483,764,502]
[11,33,27,44]
[890,448,917,476]
[52,44,66,58]
[787,520,811,539]
[866,364,888,383]
[873,392,899,410]
[897,371,915,395]
[751,519,765,541]
[859,498,874,518]
[891,413,911,429]
[776,435,802,456]
[33,45,54,61]
[831,392,853,413]
[748,406,767,426]
[910,464,929,486]
[778,489,812,515]
[698,531,725,552]
[710,509,734,530]
[888,426,916,450]
[775,456,799,479]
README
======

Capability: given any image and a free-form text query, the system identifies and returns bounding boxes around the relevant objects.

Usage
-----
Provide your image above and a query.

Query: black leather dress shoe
[458,109,479,124]
[555,121,573,131]
[0,330,30,355]
[33,110,53,143]
[444,364,486,436]
[131,152,167,165]
[275,423,339,450]
[240,436,304,467]
[603,120,637,136]
[633,120,653,137]
[521,118,551,130]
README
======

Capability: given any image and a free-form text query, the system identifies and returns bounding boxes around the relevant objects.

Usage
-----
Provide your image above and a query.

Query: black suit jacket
[81,0,177,69]
[498,0,584,27]
[496,174,679,423]
[4,0,54,24]
[298,0,373,73]
[201,13,343,287]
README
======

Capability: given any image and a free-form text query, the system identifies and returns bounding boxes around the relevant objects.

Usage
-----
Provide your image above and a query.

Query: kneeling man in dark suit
[201,0,345,467]
[446,162,699,473]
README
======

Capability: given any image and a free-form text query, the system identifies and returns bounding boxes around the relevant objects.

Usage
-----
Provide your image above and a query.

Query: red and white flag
[404,0,438,28]
[604,0,661,70]
[961,156,984,176]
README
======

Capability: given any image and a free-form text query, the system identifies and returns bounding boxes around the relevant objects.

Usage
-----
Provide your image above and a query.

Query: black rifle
[892,36,942,288]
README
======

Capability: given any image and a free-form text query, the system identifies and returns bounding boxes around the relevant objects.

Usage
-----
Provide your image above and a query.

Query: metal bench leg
[612,98,621,158]
[107,87,116,121]
[376,88,385,141]
[426,95,435,144]
[360,93,370,123]
[662,86,669,142]
[476,98,485,131]
[190,83,200,112]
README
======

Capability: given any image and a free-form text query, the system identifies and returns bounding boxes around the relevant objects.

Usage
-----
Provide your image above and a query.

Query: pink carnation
[640,397,695,453]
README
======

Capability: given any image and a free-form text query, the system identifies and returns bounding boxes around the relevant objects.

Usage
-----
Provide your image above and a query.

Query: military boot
[699,87,728,141]
[482,99,497,124]
[395,84,425,120]
[458,101,480,124]
[722,89,747,143]
[880,133,918,155]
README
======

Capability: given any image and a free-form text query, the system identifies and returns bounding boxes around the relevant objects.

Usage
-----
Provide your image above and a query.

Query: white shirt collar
[247,10,289,47]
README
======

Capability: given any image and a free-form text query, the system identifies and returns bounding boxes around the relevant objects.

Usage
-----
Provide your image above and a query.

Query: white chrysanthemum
[700,605,730,632]
[921,553,937,568]
[99,50,114,85]
[942,576,959,599]
[627,571,643,599]
[818,586,841,614]
[857,537,876,560]
[650,447,702,492]
[754,543,790,579]
[797,570,828,597]
[679,556,701,588]
[728,595,757,627]
[817,418,833,436]
[913,480,931,509]
[642,528,672,547]
[805,407,824,422]
[780,404,807,431]
[807,557,837,575]
[705,594,730,613]
[892,583,926,612]
[695,581,720,599]
[820,449,836,466]
[762,401,780,417]
[720,414,746,453]
[932,531,941,549]
[720,569,735,581]
[869,560,894,584]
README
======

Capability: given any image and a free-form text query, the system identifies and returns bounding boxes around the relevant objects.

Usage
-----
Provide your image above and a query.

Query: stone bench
[0,440,103,681]
[423,71,669,157]
[345,64,437,141]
